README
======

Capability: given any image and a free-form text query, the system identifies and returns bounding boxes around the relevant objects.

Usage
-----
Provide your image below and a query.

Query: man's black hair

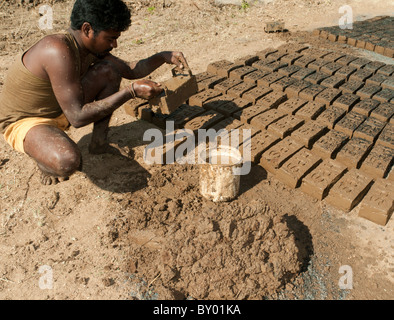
[71,0,131,34]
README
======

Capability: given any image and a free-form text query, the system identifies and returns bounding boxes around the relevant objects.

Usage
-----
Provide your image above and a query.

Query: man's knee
[52,146,81,177]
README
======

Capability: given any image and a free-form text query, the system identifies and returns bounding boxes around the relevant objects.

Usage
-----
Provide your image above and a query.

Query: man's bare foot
[40,171,69,185]
[89,142,131,158]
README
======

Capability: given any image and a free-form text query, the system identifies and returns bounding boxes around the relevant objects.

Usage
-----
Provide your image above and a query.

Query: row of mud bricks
[314,15,394,58]
[124,42,394,226]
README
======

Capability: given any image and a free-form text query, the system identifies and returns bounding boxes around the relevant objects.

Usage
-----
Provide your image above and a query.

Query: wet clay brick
[352,99,380,116]
[359,179,394,226]
[280,53,303,65]
[267,52,289,61]
[349,58,370,69]
[243,70,271,84]
[260,61,288,73]
[195,71,216,82]
[302,48,331,59]
[335,66,357,80]
[295,101,326,120]
[294,56,317,68]
[304,71,329,84]
[257,72,285,87]
[312,130,349,159]
[197,75,227,91]
[320,75,346,88]
[184,110,225,132]
[336,55,358,66]
[278,65,302,77]
[298,84,326,101]
[252,59,275,71]
[333,93,360,111]
[250,109,287,130]
[322,52,346,62]
[229,66,257,80]
[301,159,347,200]
[316,105,346,129]
[381,77,394,90]
[278,97,308,114]
[364,61,386,73]
[211,118,243,132]
[214,78,243,94]
[334,111,367,137]
[325,169,374,212]
[370,102,394,122]
[260,137,304,174]
[335,137,373,169]
[339,80,364,94]
[257,91,288,108]
[216,98,252,117]
[270,77,298,92]
[242,86,273,104]
[349,69,374,82]
[123,98,149,118]
[203,94,234,110]
[227,82,257,98]
[285,80,311,98]
[366,73,389,86]
[208,60,243,77]
[377,64,394,76]
[234,55,259,66]
[315,88,342,106]
[165,105,206,128]
[233,103,271,123]
[277,148,322,188]
[373,88,394,103]
[320,62,343,75]
[240,130,280,164]
[268,115,305,138]
[308,59,331,71]
[291,68,316,81]
[361,144,394,179]
[353,117,386,142]
[356,84,382,100]
[256,48,278,59]
[277,43,309,54]
[189,89,222,107]
[377,123,394,148]
[291,121,328,149]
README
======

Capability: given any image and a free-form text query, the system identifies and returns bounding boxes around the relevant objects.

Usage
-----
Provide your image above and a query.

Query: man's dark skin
[22,22,189,184]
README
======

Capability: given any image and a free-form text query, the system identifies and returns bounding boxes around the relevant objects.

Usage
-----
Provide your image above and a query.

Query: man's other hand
[132,80,163,100]
[161,51,190,70]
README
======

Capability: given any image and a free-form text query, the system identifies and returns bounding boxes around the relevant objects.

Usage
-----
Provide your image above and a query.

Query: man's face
[89,29,121,56]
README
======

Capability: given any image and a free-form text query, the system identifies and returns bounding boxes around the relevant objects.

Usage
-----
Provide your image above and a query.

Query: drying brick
[312,130,349,159]
[320,75,346,88]
[349,69,374,82]
[352,99,380,116]
[353,117,386,142]
[184,110,225,132]
[316,105,346,129]
[242,86,273,104]
[270,77,298,92]
[334,111,367,137]
[250,109,288,130]
[216,98,252,117]
[339,80,364,94]
[229,66,258,80]
[295,101,326,120]
[304,71,330,84]
[233,103,271,124]
[333,93,360,111]
[243,70,271,84]
[299,84,326,101]
[240,130,280,164]
[285,80,312,98]
[277,97,308,114]
[291,68,316,81]
[356,84,382,100]
[315,87,342,106]
[377,123,394,148]
[197,75,227,91]
[381,77,394,90]
[335,66,357,80]
[257,72,285,87]
[291,121,328,149]
[227,82,257,98]
[335,137,373,169]
[267,115,305,138]
[165,105,206,128]
[361,143,394,179]
[214,78,243,94]
[278,65,302,77]
[320,62,343,75]
[203,94,234,110]
[370,102,394,122]
[373,88,394,103]
[189,89,223,107]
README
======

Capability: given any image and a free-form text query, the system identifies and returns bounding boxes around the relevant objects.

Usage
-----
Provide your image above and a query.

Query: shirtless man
[0,0,189,185]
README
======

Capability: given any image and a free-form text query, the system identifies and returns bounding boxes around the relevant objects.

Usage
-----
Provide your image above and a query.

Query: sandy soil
[0,0,393,300]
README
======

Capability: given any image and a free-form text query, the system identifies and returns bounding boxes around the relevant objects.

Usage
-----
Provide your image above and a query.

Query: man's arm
[104,51,190,80]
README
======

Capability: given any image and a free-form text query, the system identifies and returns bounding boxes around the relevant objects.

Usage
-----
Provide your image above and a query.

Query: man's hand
[132,80,163,100]
[161,51,190,70]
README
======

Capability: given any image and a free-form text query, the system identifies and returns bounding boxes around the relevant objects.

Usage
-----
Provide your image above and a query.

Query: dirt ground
[0,0,393,300]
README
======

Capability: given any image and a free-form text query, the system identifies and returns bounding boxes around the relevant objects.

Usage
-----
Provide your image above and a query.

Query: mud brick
[377,64,394,76]
[285,80,311,98]
[207,60,243,77]
[356,84,382,100]
[250,109,287,130]
[256,48,278,59]
[320,62,342,76]
[243,70,271,84]
[233,103,271,123]
[277,65,302,77]
[268,52,289,62]
[334,111,367,137]
[227,82,257,98]
[258,91,287,108]
[315,87,342,106]
[320,75,346,88]
[242,86,273,104]
[353,117,386,142]
[197,75,227,91]
[276,148,322,188]
[252,59,275,71]
[270,77,298,92]
[336,55,358,66]
[384,47,394,58]
[312,130,349,159]
[335,66,357,80]
[332,93,360,111]
[184,110,225,132]
[257,72,285,87]
[304,71,329,84]
[211,117,243,132]
[260,137,304,174]
[214,78,244,94]
[316,105,346,129]
[365,41,376,52]
[216,98,252,117]
[294,56,316,68]
[370,102,394,122]
[278,97,308,114]
[381,77,394,90]
[189,89,222,107]
[302,48,331,59]
[376,123,394,148]
[240,130,280,164]
[291,121,328,149]
[267,115,305,138]
[165,105,206,128]
[373,88,394,103]
[123,98,149,118]
[260,61,288,73]
[361,144,394,179]
[352,99,380,116]
[366,73,389,86]
[339,80,364,94]
[349,58,370,69]
[301,159,347,200]
[203,94,234,110]
[359,179,394,225]
[280,53,303,65]
[295,101,326,120]
[298,84,326,101]
[325,169,373,212]
[336,137,373,169]
[364,61,386,73]
[229,66,257,80]
[308,59,331,71]
[322,52,346,62]
[349,69,374,82]
[291,68,316,81]
[195,71,215,82]
[234,55,259,66]
[276,43,308,54]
